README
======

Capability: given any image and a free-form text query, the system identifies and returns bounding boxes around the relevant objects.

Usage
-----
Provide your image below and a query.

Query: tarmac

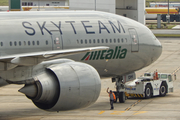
[0,37,180,120]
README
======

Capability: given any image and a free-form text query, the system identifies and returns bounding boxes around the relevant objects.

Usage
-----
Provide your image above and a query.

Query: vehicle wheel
[159,83,167,97]
[119,92,125,103]
[145,84,152,99]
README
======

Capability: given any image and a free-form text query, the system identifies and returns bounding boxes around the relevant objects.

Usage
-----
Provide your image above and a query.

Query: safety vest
[109,93,116,100]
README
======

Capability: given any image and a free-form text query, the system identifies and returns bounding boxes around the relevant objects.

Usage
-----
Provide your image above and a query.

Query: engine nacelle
[19,62,101,111]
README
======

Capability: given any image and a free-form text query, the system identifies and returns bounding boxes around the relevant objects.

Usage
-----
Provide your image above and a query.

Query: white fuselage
[0,11,162,78]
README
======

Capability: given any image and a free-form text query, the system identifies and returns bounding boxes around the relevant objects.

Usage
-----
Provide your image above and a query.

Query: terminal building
[69,0,145,24]
[8,0,145,24]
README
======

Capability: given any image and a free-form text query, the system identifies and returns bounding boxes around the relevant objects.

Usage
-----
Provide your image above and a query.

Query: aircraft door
[51,32,63,50]
[128,28,139,52]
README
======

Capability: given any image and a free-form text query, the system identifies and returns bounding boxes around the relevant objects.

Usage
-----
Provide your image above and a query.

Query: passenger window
[101,39,104,43]
[118,39,120,43]
[24,41,26,46]
[110,39,112,43]
[19,41,21,46]
[106,39,108,43]
[89,39,91,44]
[93,39,96,43]
[32,41,35,45]
[121,38,124,43]
[10,42,12,46]
[85,39,87,44]
[37,41,39,45]
[97,39,100,43]
[46,40,48,45]
[81,40,83,44]
[77,40,79,44]
[114,39,116,43]
[28,41,30,46]
[14,41,17,46]
[1,42,3,46]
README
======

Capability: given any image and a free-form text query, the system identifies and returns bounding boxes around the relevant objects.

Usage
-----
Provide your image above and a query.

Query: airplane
[0,11,162,111]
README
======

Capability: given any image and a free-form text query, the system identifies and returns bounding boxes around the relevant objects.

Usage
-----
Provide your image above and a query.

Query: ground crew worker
[107,87,116,110]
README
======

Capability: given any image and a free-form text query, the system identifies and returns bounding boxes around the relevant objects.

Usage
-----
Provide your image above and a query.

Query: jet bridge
[69,0,145,24]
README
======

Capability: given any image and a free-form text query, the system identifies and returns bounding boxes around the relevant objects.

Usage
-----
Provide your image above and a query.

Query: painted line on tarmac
[133,111,147,115]
[98,111,147,115]
[110,111,125,115]
[125,100,142,111]
[98,111,105,114]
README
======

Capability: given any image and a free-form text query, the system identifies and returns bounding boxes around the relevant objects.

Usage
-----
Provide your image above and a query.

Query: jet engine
[19,62,101,111]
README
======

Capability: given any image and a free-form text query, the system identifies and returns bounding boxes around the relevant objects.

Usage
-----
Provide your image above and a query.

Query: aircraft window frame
[28,41,31,46]
[19,41,21,46]
[97,39,100,43]
[14,41,17,46]
[118,38,120,43]
[77,40,79,44]
[0,42,2,46]
[37,41,39,45]
[10,42,12,46]
[105,39,108,43]
[32,41,35,45]
[114,39,116,43]
[101,39,104,43]
[46,40,48,45]
[81,40,83,44]
[121,38,124,43]
[110,39,112,43]
[93,39,96,43]
[89,39,91,44]
[85,39,87,44]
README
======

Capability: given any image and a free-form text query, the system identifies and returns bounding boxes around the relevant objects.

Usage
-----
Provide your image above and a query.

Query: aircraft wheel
[119,92,125,103]
[145,84,152,99]
[159,83,167,97]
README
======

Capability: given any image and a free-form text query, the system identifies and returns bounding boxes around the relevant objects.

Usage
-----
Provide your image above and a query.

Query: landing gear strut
[112,76,126,103]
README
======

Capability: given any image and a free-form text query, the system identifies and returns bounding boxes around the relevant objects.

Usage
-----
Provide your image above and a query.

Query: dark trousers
[110,100,114,109]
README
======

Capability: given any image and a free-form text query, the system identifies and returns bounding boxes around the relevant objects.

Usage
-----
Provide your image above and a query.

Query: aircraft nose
[152,38,162,62]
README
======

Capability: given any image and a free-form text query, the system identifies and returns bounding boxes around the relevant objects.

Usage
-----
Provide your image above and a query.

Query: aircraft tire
[119,92,125,103]
[145,84,152,99]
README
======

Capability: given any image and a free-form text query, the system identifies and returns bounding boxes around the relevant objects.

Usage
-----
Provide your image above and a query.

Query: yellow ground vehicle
[145,7,180,22]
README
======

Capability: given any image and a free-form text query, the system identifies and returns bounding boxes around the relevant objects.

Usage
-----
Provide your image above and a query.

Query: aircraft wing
[0,46,109,66]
